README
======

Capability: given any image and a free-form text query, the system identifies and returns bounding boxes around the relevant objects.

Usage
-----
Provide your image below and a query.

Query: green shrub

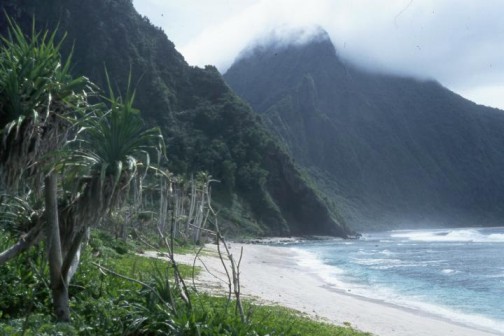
[0,314,78,336]
[0,233,50,320]
[0,230,369,335]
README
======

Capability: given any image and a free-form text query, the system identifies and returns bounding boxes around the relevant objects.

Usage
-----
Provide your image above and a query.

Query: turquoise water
[289,227,504,334]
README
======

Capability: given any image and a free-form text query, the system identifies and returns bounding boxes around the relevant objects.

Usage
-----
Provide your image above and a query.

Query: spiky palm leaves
[0,18,92,271]
[0,17,163,241]
[0,17,91,192]
[0,193,43,264]
[0,18,94,320]
[58,73,164,235]
[42,78,165,320]
[0,17,164,320]
[41,80,163,321]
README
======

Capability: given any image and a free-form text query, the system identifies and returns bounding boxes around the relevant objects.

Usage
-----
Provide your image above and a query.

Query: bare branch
[192,245,205,290]
[163,237,192,309]
[216,234,233,304]
[0,222,43,264]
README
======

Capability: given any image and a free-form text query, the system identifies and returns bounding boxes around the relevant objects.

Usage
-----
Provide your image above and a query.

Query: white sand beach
[147,242,503,336]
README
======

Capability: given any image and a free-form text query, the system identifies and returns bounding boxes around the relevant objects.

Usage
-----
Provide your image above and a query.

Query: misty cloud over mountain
[224,31,504,230]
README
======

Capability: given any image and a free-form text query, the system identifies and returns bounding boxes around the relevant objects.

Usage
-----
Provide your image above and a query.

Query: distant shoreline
[163,242,503,336]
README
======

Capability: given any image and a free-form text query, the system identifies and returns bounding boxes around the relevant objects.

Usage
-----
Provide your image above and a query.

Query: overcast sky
[133,0,504,109]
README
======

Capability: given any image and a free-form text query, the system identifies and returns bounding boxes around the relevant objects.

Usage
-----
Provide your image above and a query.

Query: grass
[250,304,371,336]
[187,295,372,336]
[0,229,371,335]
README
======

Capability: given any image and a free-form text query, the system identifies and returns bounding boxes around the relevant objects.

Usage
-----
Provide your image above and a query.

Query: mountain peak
[224,27,342,113]
[235,25,335,63]
[224,29,504,230]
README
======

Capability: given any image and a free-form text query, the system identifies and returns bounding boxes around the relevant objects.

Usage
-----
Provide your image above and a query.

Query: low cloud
[136,0,504,109]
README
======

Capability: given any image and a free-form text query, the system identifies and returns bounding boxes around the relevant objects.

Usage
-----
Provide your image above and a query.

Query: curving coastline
[169,242,504,336]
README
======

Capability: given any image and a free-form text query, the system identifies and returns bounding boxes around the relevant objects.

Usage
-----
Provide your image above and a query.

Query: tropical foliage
[0,18,163,321]
[0,16,90,191]
[0,231,371,335]
[0,14,370,336]
[0,0,350,237]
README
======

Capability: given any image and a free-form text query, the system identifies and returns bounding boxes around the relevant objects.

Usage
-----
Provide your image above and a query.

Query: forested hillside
[225,31,504,230]
[0,0,350,236]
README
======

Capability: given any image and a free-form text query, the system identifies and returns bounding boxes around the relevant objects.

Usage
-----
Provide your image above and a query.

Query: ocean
[287,227,504,334]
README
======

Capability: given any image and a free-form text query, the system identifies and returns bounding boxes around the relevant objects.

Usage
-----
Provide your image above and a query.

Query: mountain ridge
[224,31,504,230]
[1,0,351,237]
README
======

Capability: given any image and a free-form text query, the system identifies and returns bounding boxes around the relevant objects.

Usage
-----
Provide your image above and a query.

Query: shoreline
[288,245,504,335]
[159,242,503,336]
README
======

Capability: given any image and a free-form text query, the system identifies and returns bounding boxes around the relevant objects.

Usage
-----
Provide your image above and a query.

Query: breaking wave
[391,228,504,243]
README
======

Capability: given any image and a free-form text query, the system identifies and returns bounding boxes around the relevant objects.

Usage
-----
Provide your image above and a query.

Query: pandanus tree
[0,18,92,320]
[0,18,164,321]
[57,71,165,263]
[0,18,90,260]
[48,72,164,320]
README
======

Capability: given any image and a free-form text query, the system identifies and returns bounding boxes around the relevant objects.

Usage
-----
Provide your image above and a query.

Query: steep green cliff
[0,1,351,236]
[225,31,504,230]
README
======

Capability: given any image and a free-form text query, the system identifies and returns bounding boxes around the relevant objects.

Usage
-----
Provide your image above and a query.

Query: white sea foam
[291,240,504,334]
[392,228,504,243]
[353,258,403,266]
[379,249,394,255]
[329,268,502,332]
[393,294,504,334]
[485,273,504,279]
[357,284,504,334]
[441,269,461,275]
[289,247,348,288]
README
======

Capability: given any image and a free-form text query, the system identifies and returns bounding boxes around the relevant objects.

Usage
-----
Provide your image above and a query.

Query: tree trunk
[61,227,87,284]
[44,174,70,322]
